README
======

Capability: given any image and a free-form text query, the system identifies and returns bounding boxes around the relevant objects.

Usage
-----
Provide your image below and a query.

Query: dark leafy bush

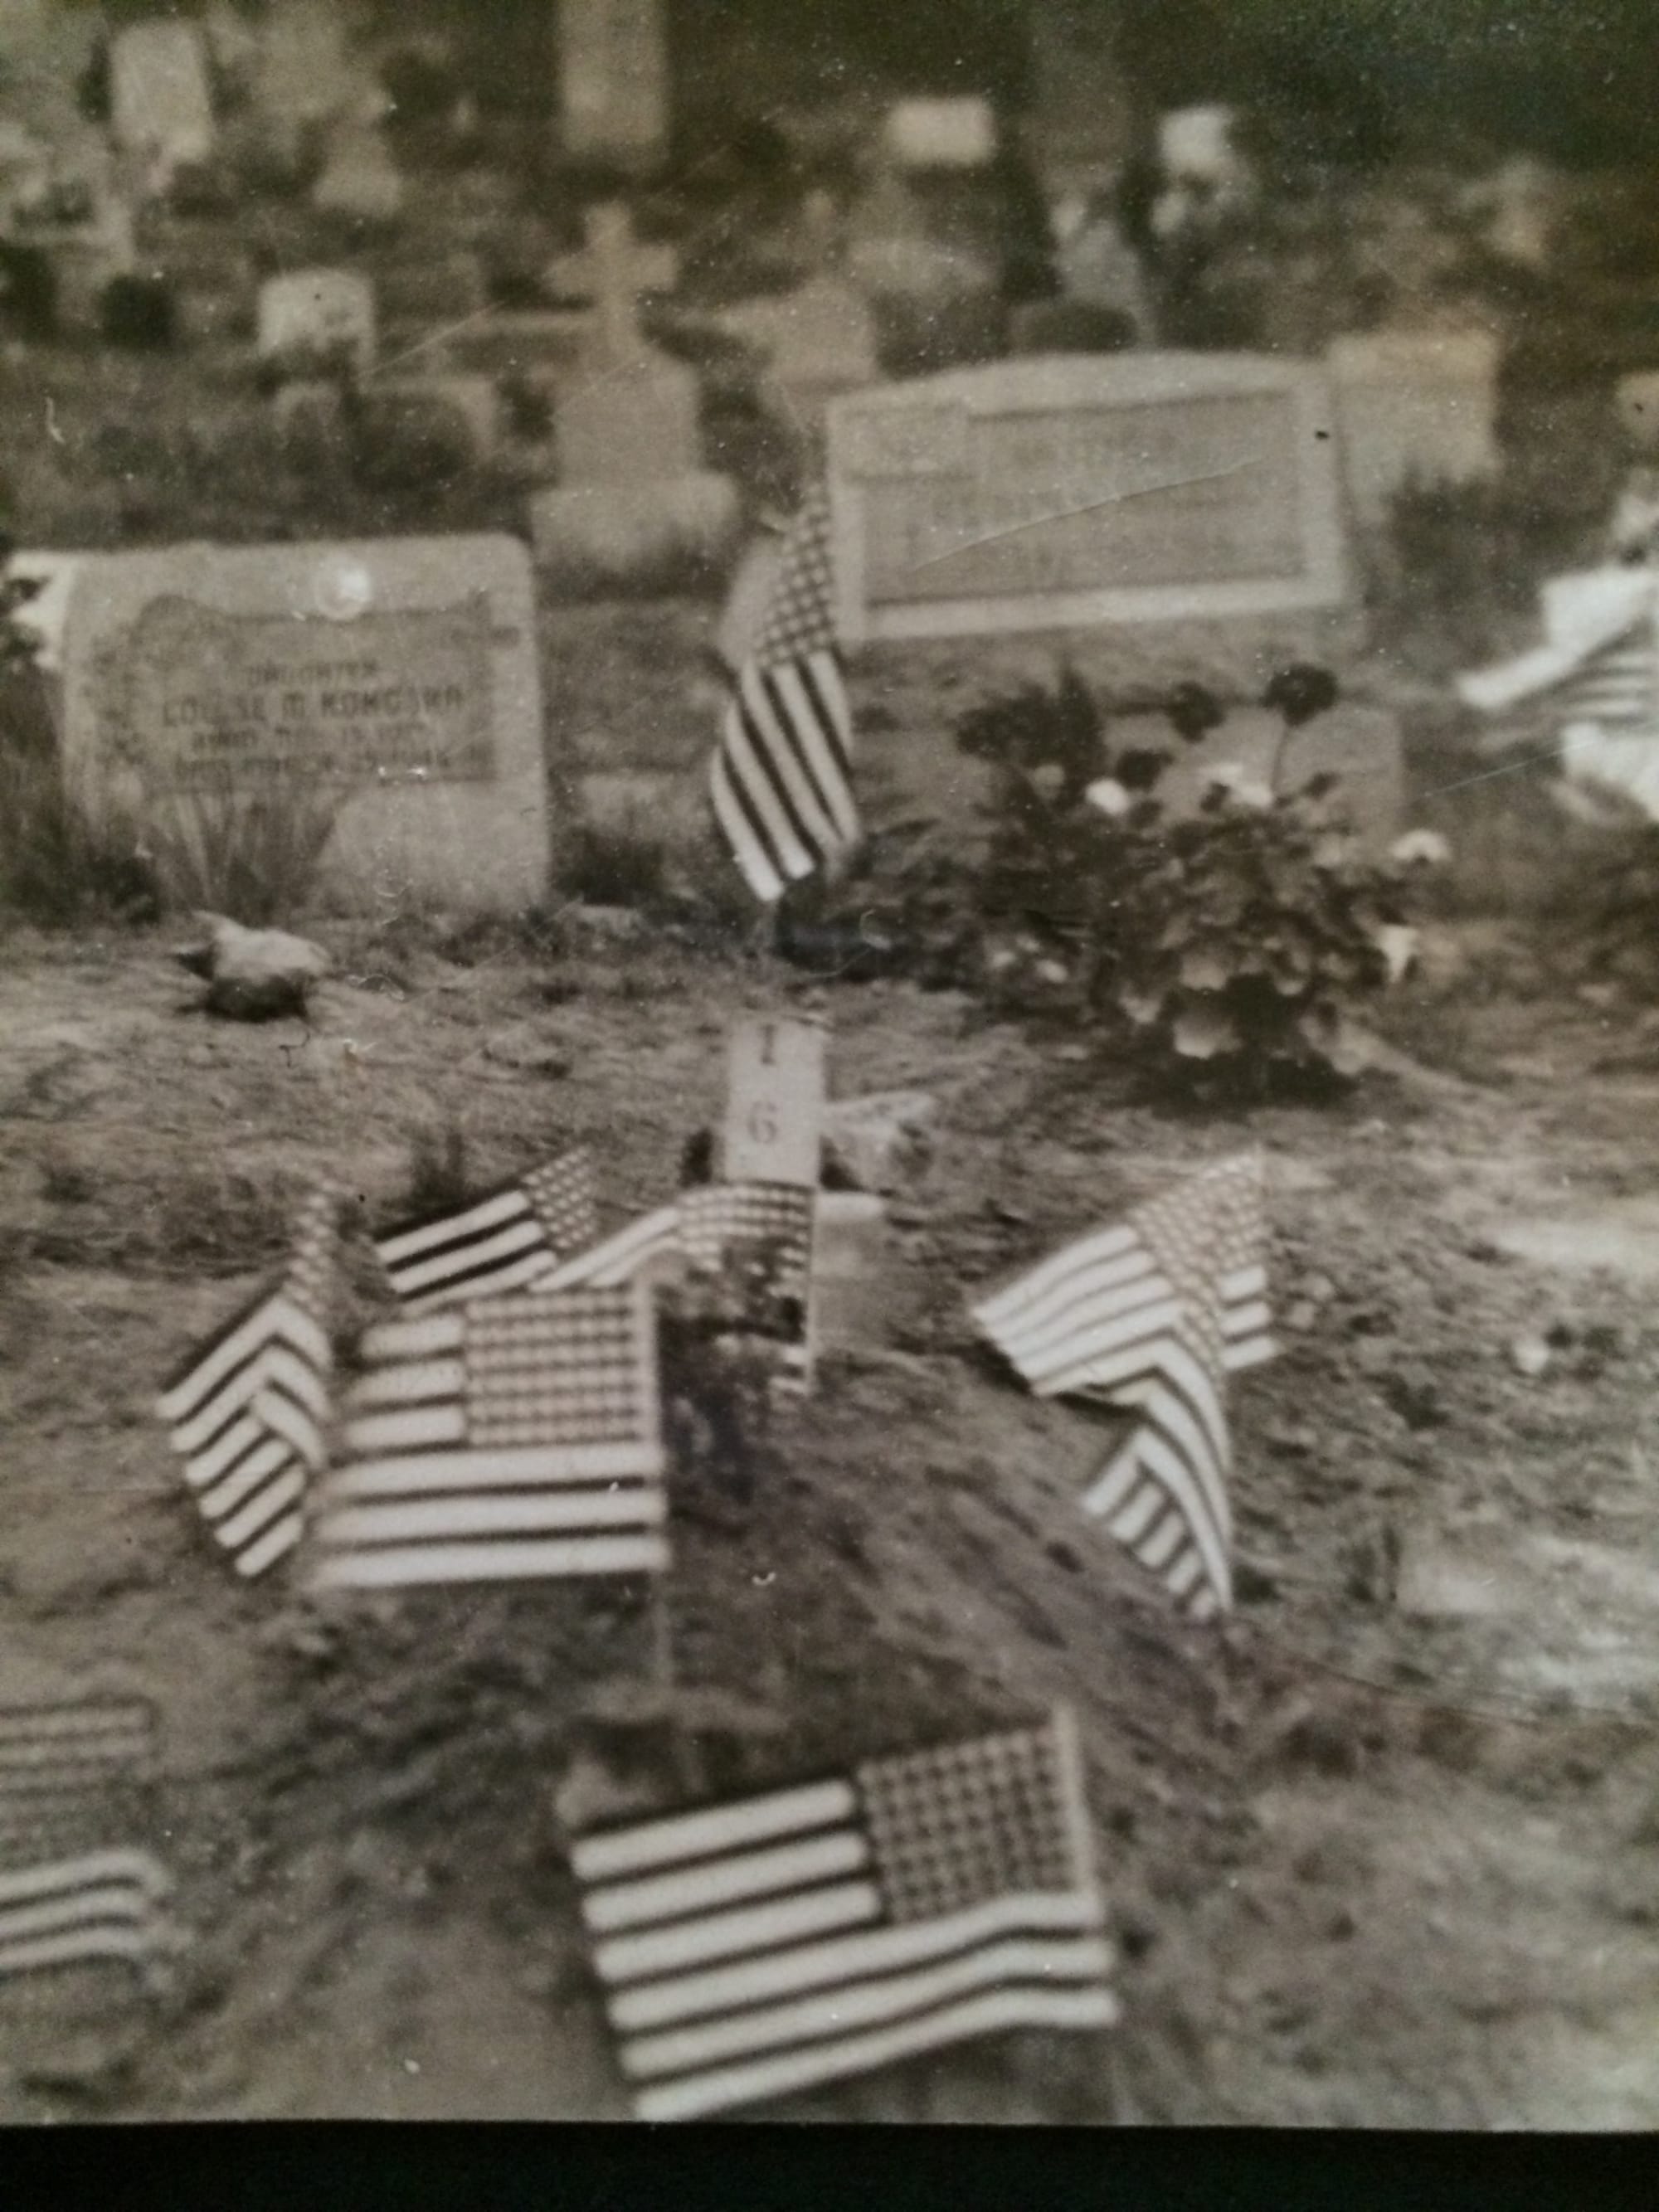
[915,668,1434,1098]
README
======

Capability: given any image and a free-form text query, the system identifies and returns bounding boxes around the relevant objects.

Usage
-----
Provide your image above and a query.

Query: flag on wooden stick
[155,1186,338,1580]
[0,1700,183,1987]
[572,1708,1116,2122]
[308,1281,668,1592]
[373,1148,599,1314]
[679,1180,817,1393]
[539,1203,685,1294]
[710,487,859,903]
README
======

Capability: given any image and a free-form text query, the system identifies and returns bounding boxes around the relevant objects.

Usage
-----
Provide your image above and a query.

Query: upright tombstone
[109,19,216,187]
[721,1015,828,1189]
[882,98,997,174]
[557,0,669,174]
[825,352,1346,643]
[716,193,879,431]
[257,268,377,379]
[1328,328,1501,527]
[61,537,550,914]
[531,203,737,580]
[312,98,404,225]
[1024,0,1132,200]
[258,0,353,168]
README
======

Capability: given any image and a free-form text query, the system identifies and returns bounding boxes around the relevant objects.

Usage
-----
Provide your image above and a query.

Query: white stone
[109,22,216,183]
[883,98,997,172]
[258,269,377,378]
[557,0,669,169]
[528,474,741,581]
[61,535,550,916]
[1329,328,1500,526]
[312,119,404,223]
[826,352,1348,642]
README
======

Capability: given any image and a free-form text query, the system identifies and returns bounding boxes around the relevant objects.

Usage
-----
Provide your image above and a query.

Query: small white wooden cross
[548,202,678,363]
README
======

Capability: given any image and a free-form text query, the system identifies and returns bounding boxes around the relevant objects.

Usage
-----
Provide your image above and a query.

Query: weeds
[143,784,338,926]
[0,749,159,926]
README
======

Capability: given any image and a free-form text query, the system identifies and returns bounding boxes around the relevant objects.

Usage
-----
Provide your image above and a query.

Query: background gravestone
[1328,328,1501,527]
[109,21,216,188]
[531,204,737,581]
[557,0,669,173]
[60,536,550,915]
[826,352,1348,644]
[257,268,377,379]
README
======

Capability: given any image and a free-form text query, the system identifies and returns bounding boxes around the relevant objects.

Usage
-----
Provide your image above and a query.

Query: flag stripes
[156,1189,336,1578]
[373,1150,598,1314]
[308,1282,668,1591]
[711,488,859,904]
[679,1181,816,1392]
[0,1702,180,1989]
[973,1156,1272,1622]
[573,1710,1115,2121]
[538,1203,684,1293]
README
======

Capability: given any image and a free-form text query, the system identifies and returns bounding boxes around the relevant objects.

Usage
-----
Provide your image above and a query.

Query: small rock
[175,912,329,1023]
[1508,1334,1553,1379]
[1285,1299,1319,1334]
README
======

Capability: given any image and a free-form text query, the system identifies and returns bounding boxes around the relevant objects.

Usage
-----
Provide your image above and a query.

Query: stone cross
[548,202,677,366]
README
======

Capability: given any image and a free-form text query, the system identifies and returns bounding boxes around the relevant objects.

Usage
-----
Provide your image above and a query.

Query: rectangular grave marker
[61,535,550,914]
[826,352,1346,642]
[721,1015,827,1189]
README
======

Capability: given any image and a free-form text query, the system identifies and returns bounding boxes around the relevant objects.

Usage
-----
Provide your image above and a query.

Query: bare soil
[1,915,1657,2126]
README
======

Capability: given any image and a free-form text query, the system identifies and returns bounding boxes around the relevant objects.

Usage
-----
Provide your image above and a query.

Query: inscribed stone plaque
[826,353,1346,642]
[722,1015,827,1188]
[62,536,549,914]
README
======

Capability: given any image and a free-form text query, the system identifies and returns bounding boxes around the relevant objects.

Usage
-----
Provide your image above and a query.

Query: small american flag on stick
[572,1708,1115,2122]
[308,1281,668,1592]
[679,1180,817,1393]
[0,1699,184,1988]
[711,488,860,904]
[155,1187,337,1580]
[971,1154,1274,1399]
[973,1156,1272,1622]
[372,1149,600,1314]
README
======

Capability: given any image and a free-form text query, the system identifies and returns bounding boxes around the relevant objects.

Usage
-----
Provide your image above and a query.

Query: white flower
[1085,776,1132,818]
[1377,924,1420,985]
[1205,762,1273,810]
[1389,829,1452,868]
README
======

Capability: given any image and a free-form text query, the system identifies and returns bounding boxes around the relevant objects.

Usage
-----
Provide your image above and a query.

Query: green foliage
[933,668,1427,1100]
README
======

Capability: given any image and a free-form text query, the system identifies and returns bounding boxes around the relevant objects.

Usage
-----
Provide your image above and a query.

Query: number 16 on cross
[721,1015,827,1188]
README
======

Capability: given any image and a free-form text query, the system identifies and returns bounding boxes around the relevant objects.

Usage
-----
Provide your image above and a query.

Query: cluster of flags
[132,1016,1279,2113]
[0,1699,184,1994]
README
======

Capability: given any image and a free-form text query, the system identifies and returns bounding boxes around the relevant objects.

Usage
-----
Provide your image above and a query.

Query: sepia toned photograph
[1,0,1657,2141]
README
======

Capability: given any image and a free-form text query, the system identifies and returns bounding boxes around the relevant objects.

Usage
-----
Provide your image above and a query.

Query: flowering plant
[944,665,1447,1096]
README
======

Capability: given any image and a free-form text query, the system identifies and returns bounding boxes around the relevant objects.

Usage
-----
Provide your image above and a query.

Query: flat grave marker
[825,352,1346,643]
[61,535,550,914]
[721,1015,828,1189]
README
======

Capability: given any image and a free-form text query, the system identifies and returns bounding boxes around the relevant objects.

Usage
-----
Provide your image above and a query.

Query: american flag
[1073,1298,1234,1621]
[307,1281,668,1592]
[1557,620,1658,731]
[572,1709,1116,2122]
[971,1154,1275,1400]
[155,1188,337,1580]
[973,1156,1272,1621]
[0,1699,182,1988]
[710,487,860,904]
[373,1149,599,1314]
[538,1203,685,1293]
[679,1180,816,1393]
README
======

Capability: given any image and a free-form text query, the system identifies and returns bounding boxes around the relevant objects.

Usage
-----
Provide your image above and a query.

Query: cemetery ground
[2,883,1659,2127]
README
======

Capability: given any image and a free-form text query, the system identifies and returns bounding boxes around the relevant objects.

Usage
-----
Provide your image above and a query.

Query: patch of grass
[0,750,159,926]
[144,785,338,926]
